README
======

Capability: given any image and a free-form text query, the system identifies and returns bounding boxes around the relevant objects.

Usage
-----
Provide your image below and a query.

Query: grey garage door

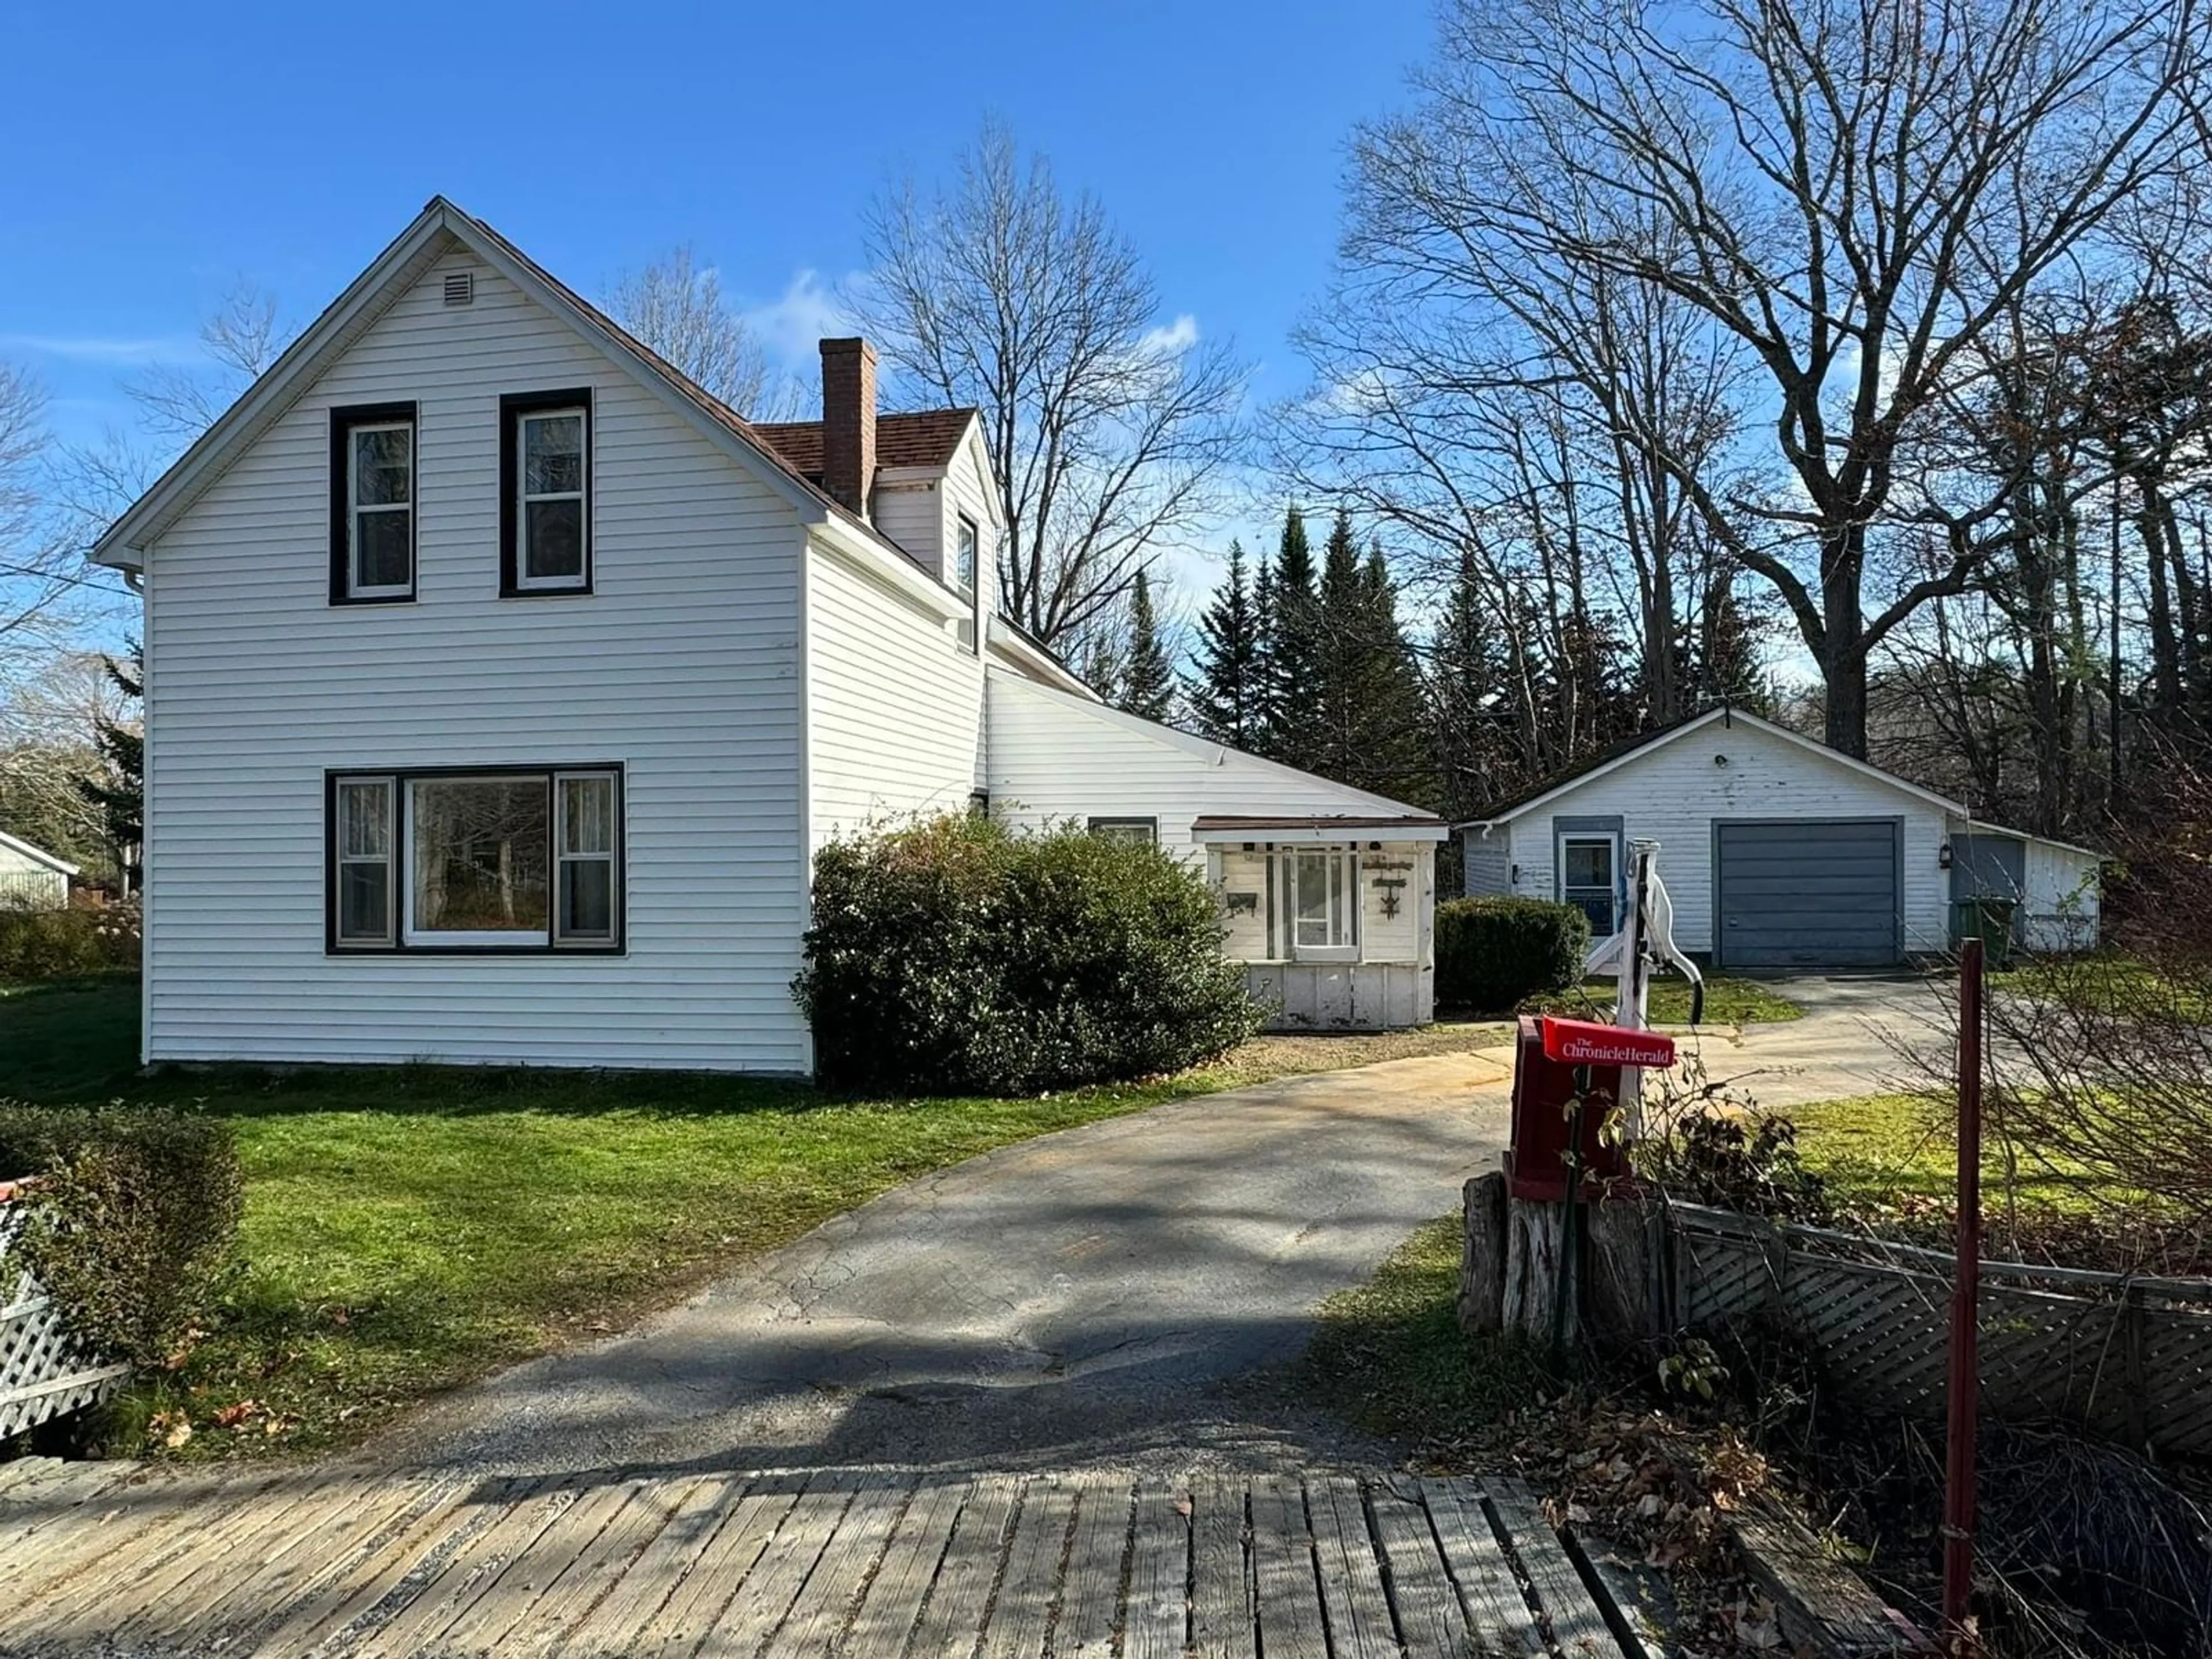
[1714,819,1902,969]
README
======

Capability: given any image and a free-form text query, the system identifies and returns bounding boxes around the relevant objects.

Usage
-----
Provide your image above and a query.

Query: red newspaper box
[1503,1016,1671,1202]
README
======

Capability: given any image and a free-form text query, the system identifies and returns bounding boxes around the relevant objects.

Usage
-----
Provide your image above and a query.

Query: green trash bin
[1952,896,2018,967]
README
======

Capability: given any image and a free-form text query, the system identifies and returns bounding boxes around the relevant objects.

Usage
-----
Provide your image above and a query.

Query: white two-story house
[92,198,1442,1073]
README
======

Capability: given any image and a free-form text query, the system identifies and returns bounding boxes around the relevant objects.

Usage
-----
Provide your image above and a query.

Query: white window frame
[1556,828,1622,938]
[955,513,979,596]
[1285,845,1360,963]
[329,766,624,954]
[1088,816,1156,846]
[553,769,622,945]
[514,406,590,592]
[332,776,396,947]
[403,774,554,948]
[347,420,414,600]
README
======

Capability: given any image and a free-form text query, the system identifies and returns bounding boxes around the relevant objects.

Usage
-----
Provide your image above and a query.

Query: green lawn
[1529,974,1802,1027]
[0,979,1510,1459]
[1298,1214,1544,1455]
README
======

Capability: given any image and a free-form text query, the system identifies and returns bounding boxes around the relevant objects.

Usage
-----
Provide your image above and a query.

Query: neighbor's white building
[90,198,1440,1071]
[0,832,77,911]
[1460,706,2101,967]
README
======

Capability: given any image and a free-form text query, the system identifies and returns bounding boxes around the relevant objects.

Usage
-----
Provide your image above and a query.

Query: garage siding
[1714,820,1901,968]
[1498,717,1952,955]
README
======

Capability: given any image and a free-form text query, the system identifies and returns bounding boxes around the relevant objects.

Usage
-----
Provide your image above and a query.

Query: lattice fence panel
[1664,1203,2212,1461]
[0,1195,127,1441]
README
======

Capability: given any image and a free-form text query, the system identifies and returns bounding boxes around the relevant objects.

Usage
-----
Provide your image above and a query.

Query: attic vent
[442,271,475,307]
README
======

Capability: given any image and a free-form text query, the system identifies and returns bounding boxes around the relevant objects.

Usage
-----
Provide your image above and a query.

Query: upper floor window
[329,404,417,604]
[955,514,979,597]
[501,389,593,595]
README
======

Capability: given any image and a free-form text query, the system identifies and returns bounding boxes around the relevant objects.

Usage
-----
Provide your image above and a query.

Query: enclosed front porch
[1196,815,1444,1031]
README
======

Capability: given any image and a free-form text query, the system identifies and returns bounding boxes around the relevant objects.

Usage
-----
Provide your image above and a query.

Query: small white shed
[0,832,78,912]
[1460,708,2101,967]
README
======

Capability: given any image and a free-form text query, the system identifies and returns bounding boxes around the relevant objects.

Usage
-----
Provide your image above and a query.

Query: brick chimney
[819,337,876,519]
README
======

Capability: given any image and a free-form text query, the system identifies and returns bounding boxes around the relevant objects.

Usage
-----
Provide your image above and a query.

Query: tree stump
[1503,1196,1571,1347]
[1457,1171,1507,1334]
[1496,1192,1658,1353]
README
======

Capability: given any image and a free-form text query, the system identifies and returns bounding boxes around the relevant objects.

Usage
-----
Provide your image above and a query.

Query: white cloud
[0,332,198,365]
[741,271,857,373]
[1139,314,1201,358]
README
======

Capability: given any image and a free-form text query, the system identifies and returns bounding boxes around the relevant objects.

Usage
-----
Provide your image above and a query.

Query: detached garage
[1459,707,2101,968]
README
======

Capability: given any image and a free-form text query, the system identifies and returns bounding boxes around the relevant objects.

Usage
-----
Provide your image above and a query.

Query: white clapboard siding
[806,539,985,850]
[2021,836,2103,951]
[143,249,812,1071]
[986,670,1423,858]
[1499,717,1950,954]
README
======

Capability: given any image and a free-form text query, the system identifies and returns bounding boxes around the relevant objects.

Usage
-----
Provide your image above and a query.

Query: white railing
[0,1183,128,1440]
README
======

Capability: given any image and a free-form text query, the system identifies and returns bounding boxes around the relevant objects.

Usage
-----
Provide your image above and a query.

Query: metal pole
[1942,938,1985,1638]
[1551,1065,1590,1372]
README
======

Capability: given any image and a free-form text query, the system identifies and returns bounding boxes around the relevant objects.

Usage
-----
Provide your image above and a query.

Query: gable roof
[89,197,946,602]
[752,409,979,478]
[0,831,79,877]
[987,665,1436,817]
[1466,705,1963,824]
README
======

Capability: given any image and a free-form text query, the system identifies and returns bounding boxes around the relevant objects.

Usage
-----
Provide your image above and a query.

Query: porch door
[1556,829,1621,937]
[1287,847,1359,963]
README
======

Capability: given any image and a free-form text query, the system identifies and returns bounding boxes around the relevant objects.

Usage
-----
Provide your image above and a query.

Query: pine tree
[1186,541,1263,748]
[1429,546,1514,820]
[75,643,145,895]
[1262,504,1321,759]
[1353,541,1435,802]
[1116,568,1176,722]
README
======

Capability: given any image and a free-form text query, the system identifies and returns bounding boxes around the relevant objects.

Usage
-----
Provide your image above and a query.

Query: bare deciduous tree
[856,120,1249,649]
[1339,0,2210,757]
[604,247,796,419]
[121,281,288,440]
[0,361,109,666]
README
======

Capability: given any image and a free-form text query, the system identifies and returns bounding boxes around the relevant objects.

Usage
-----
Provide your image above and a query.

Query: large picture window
[500,388,593,595]
[329,403,417,603]
[328,766,622,952]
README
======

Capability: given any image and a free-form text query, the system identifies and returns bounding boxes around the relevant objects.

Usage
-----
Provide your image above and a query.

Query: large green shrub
[0,1105,242,1370]
[794,814,1263,1094]
[1434,896,1590,1012]
[0,902,141,982]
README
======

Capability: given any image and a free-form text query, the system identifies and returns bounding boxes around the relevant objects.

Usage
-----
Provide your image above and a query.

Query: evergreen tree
[1116,569,1176,722]
[75,643,144,895]
[1306,511,1432,801]
[1429,546,1516,820]
[1186,540,1264,748]
[1262,504,1321,759]
[1353,541,1435,802]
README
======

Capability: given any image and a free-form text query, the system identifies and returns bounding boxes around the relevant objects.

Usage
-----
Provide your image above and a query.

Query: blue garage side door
[1715,820,1902,969]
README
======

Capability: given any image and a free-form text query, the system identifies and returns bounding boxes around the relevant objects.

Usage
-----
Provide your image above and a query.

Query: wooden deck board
[1369,1476,1469,1657]
[1306,1475,1399,1659]
[548,1473,745,1657]
[0,1464,1640,1658]
[1190,1474,1256,1659]
[1120,1485,1191,1659]
[1249,1477,1328,1659]
[632,1478,808,1658]
[697,1475,859,1657]
[1486,1477,1620,1659]
[774,1479,909,1658]
[904,1474,1021,1659]
[839,1478,971,1658]
[1054,1473,1133,1659]
[977,1479,1075,1659]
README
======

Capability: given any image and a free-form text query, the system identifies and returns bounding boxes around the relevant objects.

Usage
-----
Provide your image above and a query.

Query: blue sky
[6,0,1435,575]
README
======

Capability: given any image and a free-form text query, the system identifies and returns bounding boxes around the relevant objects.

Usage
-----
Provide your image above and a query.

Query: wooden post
[1459,1172,1507,1334]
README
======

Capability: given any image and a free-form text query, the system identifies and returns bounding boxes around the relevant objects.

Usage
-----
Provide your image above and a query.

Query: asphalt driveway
[381,974,1946,1483]
[387,1048,1521,1480]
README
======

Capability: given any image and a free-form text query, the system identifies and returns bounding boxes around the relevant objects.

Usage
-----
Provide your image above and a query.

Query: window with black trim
[955,514,979,596]
[329,404,417,603]
[1088,816,1157,846]
[328,766,623,952]
[500,389,592,594]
